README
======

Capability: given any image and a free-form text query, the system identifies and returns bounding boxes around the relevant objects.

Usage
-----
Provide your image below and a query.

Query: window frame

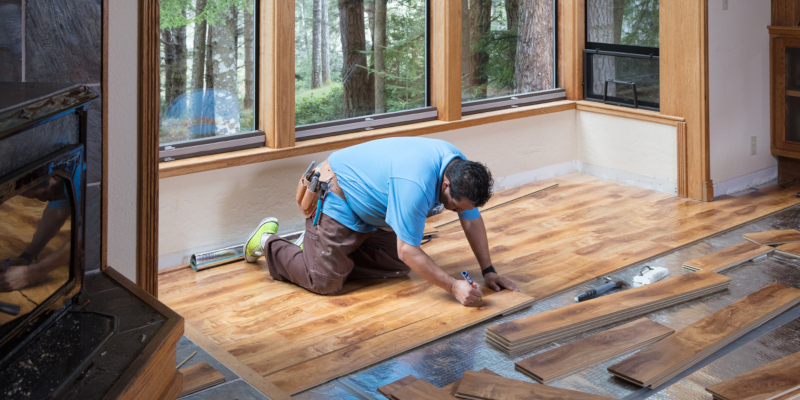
[583,0,660,111]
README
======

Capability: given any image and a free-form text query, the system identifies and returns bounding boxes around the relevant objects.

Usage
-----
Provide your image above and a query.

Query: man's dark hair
[444,158,493,207]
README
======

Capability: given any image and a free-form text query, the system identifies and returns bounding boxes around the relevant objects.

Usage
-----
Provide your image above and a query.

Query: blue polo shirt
[324,137,481,246]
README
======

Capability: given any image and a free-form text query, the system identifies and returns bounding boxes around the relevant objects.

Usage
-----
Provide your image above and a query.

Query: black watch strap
[481,265,496,276]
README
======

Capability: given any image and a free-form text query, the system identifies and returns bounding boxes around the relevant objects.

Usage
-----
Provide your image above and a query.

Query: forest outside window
[460,0,564,115]
[158,0,262,161]
[584,0,659,110]
[294,0,437,140]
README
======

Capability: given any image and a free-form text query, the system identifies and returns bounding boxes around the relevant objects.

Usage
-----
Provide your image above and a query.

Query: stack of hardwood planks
[608,283,800,389]
[514,318,674,383]
[743,229,800,245]
[453,370,616,400]
[776,242,800,259]
[682,241,774,273]
[705,351,800,400]
[485,271,731,354]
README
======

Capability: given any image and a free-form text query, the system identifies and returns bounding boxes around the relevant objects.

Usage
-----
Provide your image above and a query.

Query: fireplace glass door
[0,176,72,333]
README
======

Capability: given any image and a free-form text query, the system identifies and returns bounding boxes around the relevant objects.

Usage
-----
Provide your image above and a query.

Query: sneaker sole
[244,217,279,262]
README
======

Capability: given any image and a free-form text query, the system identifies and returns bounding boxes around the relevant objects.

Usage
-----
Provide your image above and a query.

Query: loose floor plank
[706,351,800,400]
[743,229,800,245]
[441,369,500,395]
[486,271,731,354]
[178,361,225,397]
[515,318,674,383]
[609,283,800,389]
[682,241,775,273]
[454,370,616,400]
[775,242,800,259]
[379,376,419,400]
[391,378,454,400]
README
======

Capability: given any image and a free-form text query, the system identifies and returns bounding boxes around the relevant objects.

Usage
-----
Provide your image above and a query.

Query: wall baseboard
[712,166,778,197]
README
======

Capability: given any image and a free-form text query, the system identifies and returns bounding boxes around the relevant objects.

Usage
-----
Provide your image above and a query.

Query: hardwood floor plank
[514,318,674,383]
[441,369,500,395]
[178,362,225,397]
[776,242,800,259]
[682,241,775,273]
[454,370,617,400]
[608,283,800,389]
[390,378,454,400]
[744,229,800,245]
[706,351,800,400]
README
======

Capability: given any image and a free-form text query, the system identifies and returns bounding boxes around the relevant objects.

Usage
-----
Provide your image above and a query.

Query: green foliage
[621,0,659,47]
[160,0,253,29]
[295,85,344,125]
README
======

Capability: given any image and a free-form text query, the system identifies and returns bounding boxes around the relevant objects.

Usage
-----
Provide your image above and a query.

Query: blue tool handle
[312,198,322,226]
[574,281,617,302]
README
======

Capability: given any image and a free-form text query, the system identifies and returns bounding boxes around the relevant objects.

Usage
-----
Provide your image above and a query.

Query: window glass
[294,0,428,126]
[159,0,256,144]
[586,0,658,48]
[588,55,659,104]
[461,0,555,103]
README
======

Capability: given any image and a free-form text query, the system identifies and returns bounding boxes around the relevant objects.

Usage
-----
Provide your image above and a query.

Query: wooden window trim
[575,100,684,126]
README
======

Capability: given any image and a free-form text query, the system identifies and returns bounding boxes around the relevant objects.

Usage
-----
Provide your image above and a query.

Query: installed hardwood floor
[158,173,800,395]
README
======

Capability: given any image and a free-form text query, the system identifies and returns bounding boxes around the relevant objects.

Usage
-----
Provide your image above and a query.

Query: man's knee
[307,273,346,295]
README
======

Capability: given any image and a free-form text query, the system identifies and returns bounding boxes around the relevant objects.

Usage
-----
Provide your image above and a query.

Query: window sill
[159,100,576,179]
[575,100,685,126]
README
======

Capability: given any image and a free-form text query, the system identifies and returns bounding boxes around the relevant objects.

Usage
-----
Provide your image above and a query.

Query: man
[244,137,518,305]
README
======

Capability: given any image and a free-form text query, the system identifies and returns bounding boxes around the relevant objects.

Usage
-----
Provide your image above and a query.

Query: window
[461,0,564,114]
[158,0,261,161]
[293,0,437,140]
[584,0,659,110]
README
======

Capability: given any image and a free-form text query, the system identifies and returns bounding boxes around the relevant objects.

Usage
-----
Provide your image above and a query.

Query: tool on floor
[176,350,197,369]
[190,245,245,271]
[461,270,477,289]
[0,300,20,316]
[632,266,669,287]
[574,276,626,302]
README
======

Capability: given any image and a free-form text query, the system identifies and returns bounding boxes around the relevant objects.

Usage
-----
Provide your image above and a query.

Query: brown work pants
[264,214,410,294]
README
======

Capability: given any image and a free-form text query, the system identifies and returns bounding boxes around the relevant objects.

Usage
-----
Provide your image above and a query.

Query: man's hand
[483,272,519,292]
[0,266,33,292]
[450,279,483,306]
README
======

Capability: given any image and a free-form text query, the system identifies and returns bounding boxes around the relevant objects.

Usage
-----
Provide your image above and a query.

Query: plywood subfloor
[158,173,800,395]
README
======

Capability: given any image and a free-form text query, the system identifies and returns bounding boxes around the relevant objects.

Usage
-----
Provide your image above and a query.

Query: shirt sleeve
[458,207,481,220]
[385,178,429,246]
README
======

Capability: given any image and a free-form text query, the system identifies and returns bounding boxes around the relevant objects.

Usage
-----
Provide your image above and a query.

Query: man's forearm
[459,216,492,270]
[397,240,457,294]
[25,207,70,258]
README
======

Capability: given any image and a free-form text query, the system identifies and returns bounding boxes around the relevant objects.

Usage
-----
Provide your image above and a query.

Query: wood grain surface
[743,229,800,245]
[514,318,674,383]
[776,242,800,259]
[706,351,800,400]
[682,241,775,272]
[486,270,730,353]
[454,370,617,400]
[391,379,454,400]
[159,174,800,394]
[179,362,225,396]
[609,283,800,389]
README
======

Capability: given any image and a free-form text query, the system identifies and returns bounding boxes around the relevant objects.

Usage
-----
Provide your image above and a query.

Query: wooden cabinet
[770,26,800,160]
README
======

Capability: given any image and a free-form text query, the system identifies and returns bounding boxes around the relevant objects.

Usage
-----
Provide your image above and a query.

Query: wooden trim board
[706,350,800,400]
[259,0,295,148]
[179,362,225,397]
[682,241,775,273]
[454,370,616,400]
[608,283,800,389]
[486,271,731,354]
[776,242,800,258]
[744,229,800,246]
[514,318,674,384]
[432,0,461,121]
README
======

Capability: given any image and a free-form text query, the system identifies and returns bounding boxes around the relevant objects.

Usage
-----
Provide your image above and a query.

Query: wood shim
[706,350,800,400]
[485,270,731,355]
[454,370,616,400]
[682,241,775,273]
[179,362,225,397]
[608,283,800,389]
[775,242,800,259]
[514,318,674,384]
[743,229,800,246]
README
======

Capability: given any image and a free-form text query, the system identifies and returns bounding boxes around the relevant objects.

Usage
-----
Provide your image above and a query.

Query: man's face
[441,179,476,214]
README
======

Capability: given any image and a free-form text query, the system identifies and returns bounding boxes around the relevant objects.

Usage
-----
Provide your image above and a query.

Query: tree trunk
[205,24,214,89]
[162,20,187,108]
[461,0,470,95]
[321,0,331,83]
[374,0,386,113]
[586,0,615,95]
[191,0,207,91]
[244,6,255,109]
[338,0,373,117]
[514,0,554,93]
[467,0,491,98]
[505,0,519,81]
[312,0,323,89]
[211,4,239,134]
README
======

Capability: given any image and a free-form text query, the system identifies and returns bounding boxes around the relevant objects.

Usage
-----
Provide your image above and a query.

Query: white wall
[576,111,678,193]
[106,1,139,281]
[708,0,777,196]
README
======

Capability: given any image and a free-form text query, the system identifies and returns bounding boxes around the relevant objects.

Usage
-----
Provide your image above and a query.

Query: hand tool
[461,270,477,289]
[303,161,316,180]
[0,300,20,316]
[574,277,626,302]
[312,181,329,226]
